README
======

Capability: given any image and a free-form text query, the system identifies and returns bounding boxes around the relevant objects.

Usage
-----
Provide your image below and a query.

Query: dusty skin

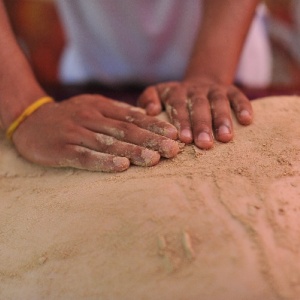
[0,96,300,300]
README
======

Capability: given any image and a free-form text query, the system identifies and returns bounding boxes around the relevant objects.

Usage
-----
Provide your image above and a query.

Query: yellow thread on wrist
[6,96,54,140]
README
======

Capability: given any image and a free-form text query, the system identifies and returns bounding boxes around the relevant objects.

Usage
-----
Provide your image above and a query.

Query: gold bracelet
[6,96,54,140]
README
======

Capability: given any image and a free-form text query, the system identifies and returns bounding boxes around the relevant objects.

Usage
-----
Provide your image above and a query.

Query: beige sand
[0,96,300,300]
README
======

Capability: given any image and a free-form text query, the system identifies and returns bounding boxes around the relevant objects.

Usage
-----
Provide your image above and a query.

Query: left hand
[137,77,253,149]
[11,94,179,172]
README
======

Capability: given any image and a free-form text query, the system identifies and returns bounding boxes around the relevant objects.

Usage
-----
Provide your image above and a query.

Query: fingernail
[197,132,211,142]
[218,125,230,135]
[113,157,130,170]
[180,129,192,140]
[161,139,180,158]
[240,110,250,119]
[140,149,160,166]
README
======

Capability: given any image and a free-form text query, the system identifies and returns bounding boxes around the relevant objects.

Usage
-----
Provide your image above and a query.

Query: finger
[85,117,179,158]
[208,89,233,143]
[188,95,213,149]
[58,145,130,172]
[101,105,178,140]
[69,99,179,158]
[228,86,253,125]
[157,86,193,144]
[137,86,163,115]
[79,131,161,167]
[89,95,147,118]
[130,112,178,140]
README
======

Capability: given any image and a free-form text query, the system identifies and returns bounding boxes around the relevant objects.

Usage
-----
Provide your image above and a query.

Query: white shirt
[56,0,272,87]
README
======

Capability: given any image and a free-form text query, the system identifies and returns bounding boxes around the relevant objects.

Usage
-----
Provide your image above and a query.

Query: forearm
[0,0,46,130]
[185,0,260,84]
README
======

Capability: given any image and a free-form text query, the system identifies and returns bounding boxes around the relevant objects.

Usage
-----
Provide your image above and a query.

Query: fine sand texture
[0,96,300,300]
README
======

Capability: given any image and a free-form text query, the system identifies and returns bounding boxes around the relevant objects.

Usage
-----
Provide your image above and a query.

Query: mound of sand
[0,96,300,300]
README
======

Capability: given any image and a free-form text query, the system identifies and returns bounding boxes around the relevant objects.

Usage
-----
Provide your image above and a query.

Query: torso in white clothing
[56,0,272,87]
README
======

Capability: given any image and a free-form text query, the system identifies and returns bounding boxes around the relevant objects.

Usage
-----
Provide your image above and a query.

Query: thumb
[137,86,162,116]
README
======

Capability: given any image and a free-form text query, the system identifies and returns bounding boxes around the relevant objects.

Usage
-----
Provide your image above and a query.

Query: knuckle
[195,126,211,135]
[193,119,211,131]
[228,87,247,102]
[209,91,227,103]
[187,96,209,118]
[229,89,241,99]
[213,114,230,125]
[187,85,202,96]
[188,95,207,106]
[167,96,187,108]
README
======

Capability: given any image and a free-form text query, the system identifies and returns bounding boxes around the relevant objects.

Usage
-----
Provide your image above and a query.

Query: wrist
[183,73,231,86]
[0,78,47,131]
[6,96,54,140]
[184,59,236,85]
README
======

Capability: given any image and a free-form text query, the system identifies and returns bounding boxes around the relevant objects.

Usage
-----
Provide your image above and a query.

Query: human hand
[11,94,179,172]
[137,77,253,149]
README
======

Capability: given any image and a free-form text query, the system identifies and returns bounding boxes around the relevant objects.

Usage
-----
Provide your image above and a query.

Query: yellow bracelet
[6,96,54,140]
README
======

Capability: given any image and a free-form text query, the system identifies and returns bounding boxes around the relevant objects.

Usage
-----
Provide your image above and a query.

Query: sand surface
[0,96,300,300]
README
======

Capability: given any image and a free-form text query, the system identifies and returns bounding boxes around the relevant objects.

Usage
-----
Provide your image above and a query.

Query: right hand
[137,78,253,149]
[11,94,179,172]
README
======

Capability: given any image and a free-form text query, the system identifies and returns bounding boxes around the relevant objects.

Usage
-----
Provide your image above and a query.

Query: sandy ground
[0,96,300,300]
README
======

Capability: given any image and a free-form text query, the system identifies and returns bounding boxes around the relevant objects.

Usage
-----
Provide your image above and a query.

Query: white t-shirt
[56,0,272,87]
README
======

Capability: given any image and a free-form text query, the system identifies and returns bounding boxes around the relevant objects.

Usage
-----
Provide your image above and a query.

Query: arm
[138,0,259,149]
[185,0,259,84]
[0,0,46,129]
[0,0,179,172]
